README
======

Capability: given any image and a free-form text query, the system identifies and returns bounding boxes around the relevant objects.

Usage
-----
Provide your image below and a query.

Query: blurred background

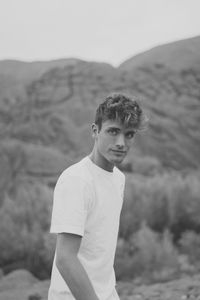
[0,0,200,299]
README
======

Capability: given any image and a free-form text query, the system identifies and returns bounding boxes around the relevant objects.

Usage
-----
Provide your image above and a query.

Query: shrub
[119,188,144,239]
[130,224,179,275]
[120,171,200,242]
[115,224,179,281]
[178,231,200,269]
[169,175,200,240]
[0,179,53,278]
[114,238,134,280]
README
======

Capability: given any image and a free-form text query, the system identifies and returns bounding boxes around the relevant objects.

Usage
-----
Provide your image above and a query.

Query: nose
[115,134,125,148]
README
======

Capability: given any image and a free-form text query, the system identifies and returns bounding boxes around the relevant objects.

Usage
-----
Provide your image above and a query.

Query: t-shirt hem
[50,224,84,236]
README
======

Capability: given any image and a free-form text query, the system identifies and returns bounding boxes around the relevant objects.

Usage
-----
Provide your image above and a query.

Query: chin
[110,157,124,165]
[105,152,126,166]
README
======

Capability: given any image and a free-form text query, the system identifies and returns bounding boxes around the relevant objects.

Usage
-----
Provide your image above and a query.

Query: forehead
[101,119,136,131]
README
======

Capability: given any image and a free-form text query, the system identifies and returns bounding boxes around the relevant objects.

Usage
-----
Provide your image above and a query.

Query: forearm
[56,255,99,300]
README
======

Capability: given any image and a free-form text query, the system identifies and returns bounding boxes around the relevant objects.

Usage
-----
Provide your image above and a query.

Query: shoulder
[55,157,93,189]
[53,157,95,212]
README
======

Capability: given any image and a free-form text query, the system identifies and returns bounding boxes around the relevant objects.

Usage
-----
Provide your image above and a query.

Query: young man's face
[92,119,137,169]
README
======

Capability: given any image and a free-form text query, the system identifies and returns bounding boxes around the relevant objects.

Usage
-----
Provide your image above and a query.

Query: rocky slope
[1,269,200,300]
[0,37,199,184]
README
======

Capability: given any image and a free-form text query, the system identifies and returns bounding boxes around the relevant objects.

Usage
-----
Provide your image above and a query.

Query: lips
[111,150,126,154]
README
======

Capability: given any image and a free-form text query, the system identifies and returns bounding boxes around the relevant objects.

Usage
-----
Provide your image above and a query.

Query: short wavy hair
[94,93,148,131]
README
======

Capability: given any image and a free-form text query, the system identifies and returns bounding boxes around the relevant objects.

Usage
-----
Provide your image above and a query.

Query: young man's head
[91,93,148,170]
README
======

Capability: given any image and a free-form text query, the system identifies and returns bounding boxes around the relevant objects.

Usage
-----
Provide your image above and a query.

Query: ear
[91,123,98,138]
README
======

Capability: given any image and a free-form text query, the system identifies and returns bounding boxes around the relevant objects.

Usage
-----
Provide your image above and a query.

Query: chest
[87,176,123,229]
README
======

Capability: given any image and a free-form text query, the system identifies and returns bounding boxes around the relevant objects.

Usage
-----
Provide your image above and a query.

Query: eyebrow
[107,126,121,130]
[106,126,137,133]
[125,129,137,133]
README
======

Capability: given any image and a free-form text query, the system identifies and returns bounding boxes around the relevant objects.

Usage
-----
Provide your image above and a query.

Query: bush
[115,224,179,281]
[120,171,200,242]
[130,224,179,275]
[0,178,54,278]
[178,231,200,269]
[119,181,144,239]
[120,155,162,175]
[169,174,200,240]
[114,238,135,280]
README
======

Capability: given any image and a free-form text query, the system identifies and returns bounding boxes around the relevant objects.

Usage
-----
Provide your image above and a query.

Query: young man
[48,93,147,300]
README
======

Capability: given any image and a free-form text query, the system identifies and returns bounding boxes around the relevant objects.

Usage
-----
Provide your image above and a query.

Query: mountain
[0,58,84,105]
[119,36,200,171]
[0,36,200,197]
[119,36,200,71]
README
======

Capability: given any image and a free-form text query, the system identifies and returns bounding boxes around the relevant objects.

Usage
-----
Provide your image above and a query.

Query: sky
[0,0,200,66]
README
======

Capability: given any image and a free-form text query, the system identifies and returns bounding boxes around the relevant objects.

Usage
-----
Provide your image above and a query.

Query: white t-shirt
[48,156,125,300]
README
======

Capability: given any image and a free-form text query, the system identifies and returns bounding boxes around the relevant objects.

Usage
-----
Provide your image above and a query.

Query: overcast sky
[0,0,199,66]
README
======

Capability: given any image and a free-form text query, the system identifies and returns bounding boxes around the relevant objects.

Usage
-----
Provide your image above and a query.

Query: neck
[89,147,114,172]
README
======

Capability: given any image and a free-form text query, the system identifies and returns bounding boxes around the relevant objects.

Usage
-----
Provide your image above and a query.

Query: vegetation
[0,170,200,282]
[116,171,200,281]
[0,178,55,279]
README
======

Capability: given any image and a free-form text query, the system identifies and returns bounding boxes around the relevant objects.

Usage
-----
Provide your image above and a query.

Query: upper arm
[50,174,91,237]
[56,232,82,263]
[56,233,82,274]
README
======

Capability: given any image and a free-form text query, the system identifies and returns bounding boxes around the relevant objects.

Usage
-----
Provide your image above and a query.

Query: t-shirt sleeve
[50,172,91,236]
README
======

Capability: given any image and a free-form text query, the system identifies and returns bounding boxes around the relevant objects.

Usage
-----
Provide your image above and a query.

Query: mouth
[111,150,126,155]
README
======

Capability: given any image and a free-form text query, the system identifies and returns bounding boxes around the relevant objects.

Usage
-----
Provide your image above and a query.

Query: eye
[108,128,119,136]
[125,131,136,139]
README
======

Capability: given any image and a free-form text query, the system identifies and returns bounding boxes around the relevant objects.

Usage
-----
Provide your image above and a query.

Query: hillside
[0,37,200,186]
[119,36,200,71]
[0,37,200,205]
[0,58,84,106]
